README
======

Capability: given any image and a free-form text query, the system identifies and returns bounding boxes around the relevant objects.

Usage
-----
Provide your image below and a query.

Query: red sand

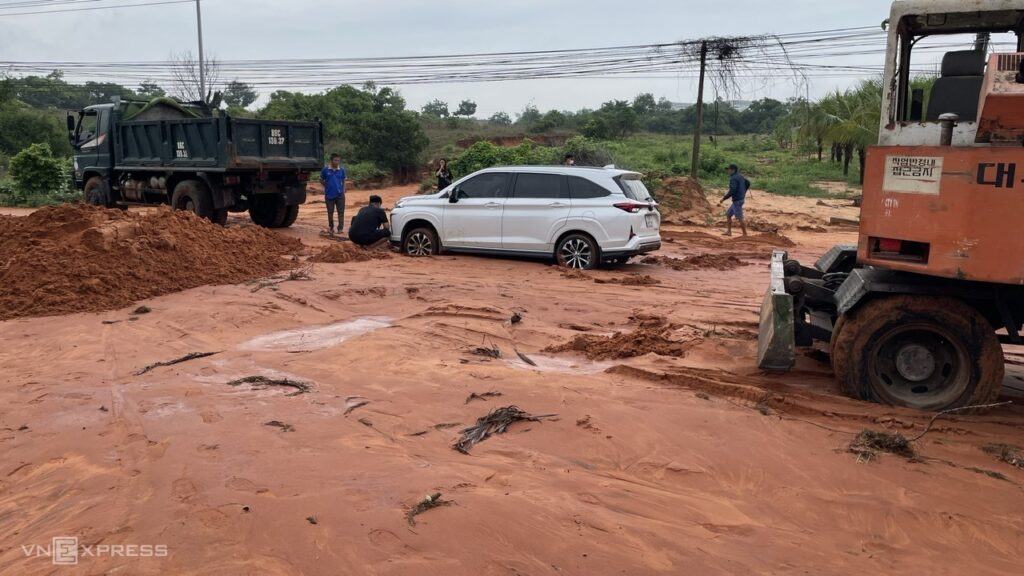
[0,205,301,320]
[1,188,1022,575]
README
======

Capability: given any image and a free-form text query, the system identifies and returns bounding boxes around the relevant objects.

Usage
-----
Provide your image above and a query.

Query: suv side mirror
[448,188,460,203]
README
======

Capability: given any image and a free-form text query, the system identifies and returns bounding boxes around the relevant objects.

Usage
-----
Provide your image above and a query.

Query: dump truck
[758,0,1024,411]
[67,97,323,227]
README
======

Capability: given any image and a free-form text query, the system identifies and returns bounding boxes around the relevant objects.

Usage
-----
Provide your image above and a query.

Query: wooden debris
[226,376,312,396]
[251,266,313,292]
[405,492,453,526]
[515,351,538,367]
[134,351,218,376]
[465,391,503,404]
[265,420,295,432]
[829,216,860,227]
[848,430,915,462]
[470,346,501,359]
[453,406,557,454]
[344,397,370,415]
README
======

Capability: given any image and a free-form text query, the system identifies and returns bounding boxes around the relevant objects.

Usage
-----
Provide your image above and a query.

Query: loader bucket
[757,251,796,370]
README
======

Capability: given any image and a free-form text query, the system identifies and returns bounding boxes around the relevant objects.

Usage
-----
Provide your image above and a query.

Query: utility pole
[690,40,708,180]
[195,0,206,102]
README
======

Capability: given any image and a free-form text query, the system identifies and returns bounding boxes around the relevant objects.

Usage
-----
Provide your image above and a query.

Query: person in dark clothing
[718,164,750,237]
[563,153,576,166]
[436,159,453,190]
[320,153,347,235]
[349,195,391,248]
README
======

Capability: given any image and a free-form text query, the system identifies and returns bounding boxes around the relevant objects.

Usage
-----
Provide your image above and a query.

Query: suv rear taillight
[613,202,646,213]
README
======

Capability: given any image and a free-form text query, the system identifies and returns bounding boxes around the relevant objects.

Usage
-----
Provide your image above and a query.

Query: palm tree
[818,81,881,183]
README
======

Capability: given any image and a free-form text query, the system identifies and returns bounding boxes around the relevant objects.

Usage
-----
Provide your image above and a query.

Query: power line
[0,0,190,16]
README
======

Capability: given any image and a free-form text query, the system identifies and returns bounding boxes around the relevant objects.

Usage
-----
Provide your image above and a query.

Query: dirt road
[1,187,1022,575]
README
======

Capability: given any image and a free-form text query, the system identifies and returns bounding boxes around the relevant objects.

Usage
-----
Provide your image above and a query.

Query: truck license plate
[645,213,657,228]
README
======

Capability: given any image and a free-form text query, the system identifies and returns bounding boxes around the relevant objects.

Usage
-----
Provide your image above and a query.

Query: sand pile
[655,177,714,225]
[642,254,745,271]
[546,315,696,360]
[0,205,302,320]
[309,243,392,264]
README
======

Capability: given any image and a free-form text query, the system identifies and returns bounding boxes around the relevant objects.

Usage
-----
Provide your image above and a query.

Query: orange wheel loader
[758,0,1024,411]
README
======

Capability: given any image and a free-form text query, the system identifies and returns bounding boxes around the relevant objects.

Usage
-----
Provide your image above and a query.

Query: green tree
[632,93,657,116]
[223,80,258,108]
[258,84,427,172]
[453,99,477,117]
[738,98,790,134]
[818,80,882,182]
[488,111,512,125]
[422,99,449,118]
[137,81,166,99]
[0,103,71,156]
[9,142,67,196]
[593,100,638,139]
[516,104,541,126]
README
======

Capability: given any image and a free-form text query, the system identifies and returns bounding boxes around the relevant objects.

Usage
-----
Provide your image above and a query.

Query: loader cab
[880,0,1024,147]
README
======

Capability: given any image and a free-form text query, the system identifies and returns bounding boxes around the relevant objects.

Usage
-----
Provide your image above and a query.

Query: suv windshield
[617,177,652,202]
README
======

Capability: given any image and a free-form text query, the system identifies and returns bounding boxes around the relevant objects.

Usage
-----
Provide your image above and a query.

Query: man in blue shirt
[320,153,347,235]
[718,163,750,237]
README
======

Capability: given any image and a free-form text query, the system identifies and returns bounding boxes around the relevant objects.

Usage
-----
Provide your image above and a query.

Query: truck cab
[68,104,116,190]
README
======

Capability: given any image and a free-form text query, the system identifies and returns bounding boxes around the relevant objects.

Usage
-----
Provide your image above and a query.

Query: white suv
[390,166,661,269]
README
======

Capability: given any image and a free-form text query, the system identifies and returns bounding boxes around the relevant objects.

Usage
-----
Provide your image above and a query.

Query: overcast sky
[0,0,920,115]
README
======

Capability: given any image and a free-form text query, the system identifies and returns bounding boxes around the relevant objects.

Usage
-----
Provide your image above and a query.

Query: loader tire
[830,295,1003,411]
[171,180,215,222]
[829,314,847,364]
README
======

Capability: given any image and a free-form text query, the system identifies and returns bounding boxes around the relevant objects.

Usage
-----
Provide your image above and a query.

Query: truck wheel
[403,227,438,257]
[171,180,215,221]
[556,233,599,270]
[279,205,299,228]
[249,195,286,228]
[213,209,228,226]
[831,295,1003,411]
[84,176,110,207]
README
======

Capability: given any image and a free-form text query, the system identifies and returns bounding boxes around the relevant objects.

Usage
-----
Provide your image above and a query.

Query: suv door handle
[485,202,501,208]
[547,202,567,207]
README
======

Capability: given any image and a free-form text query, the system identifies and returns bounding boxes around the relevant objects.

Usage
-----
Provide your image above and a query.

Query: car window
[512,173,566,199]
[568,176,611,199]
[616,177,653,201]
[458,172,511,199]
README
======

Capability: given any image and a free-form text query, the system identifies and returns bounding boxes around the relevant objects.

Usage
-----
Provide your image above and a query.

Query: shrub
[559,136,613,167]
[0,179,21,205]
[9,143,67,197]
[346,161,390,187]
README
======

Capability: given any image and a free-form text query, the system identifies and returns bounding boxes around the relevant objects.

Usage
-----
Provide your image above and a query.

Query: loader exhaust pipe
[938,113,959,146]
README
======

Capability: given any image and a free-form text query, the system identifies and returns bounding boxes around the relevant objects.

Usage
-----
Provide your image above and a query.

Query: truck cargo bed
[114,116,322,172]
